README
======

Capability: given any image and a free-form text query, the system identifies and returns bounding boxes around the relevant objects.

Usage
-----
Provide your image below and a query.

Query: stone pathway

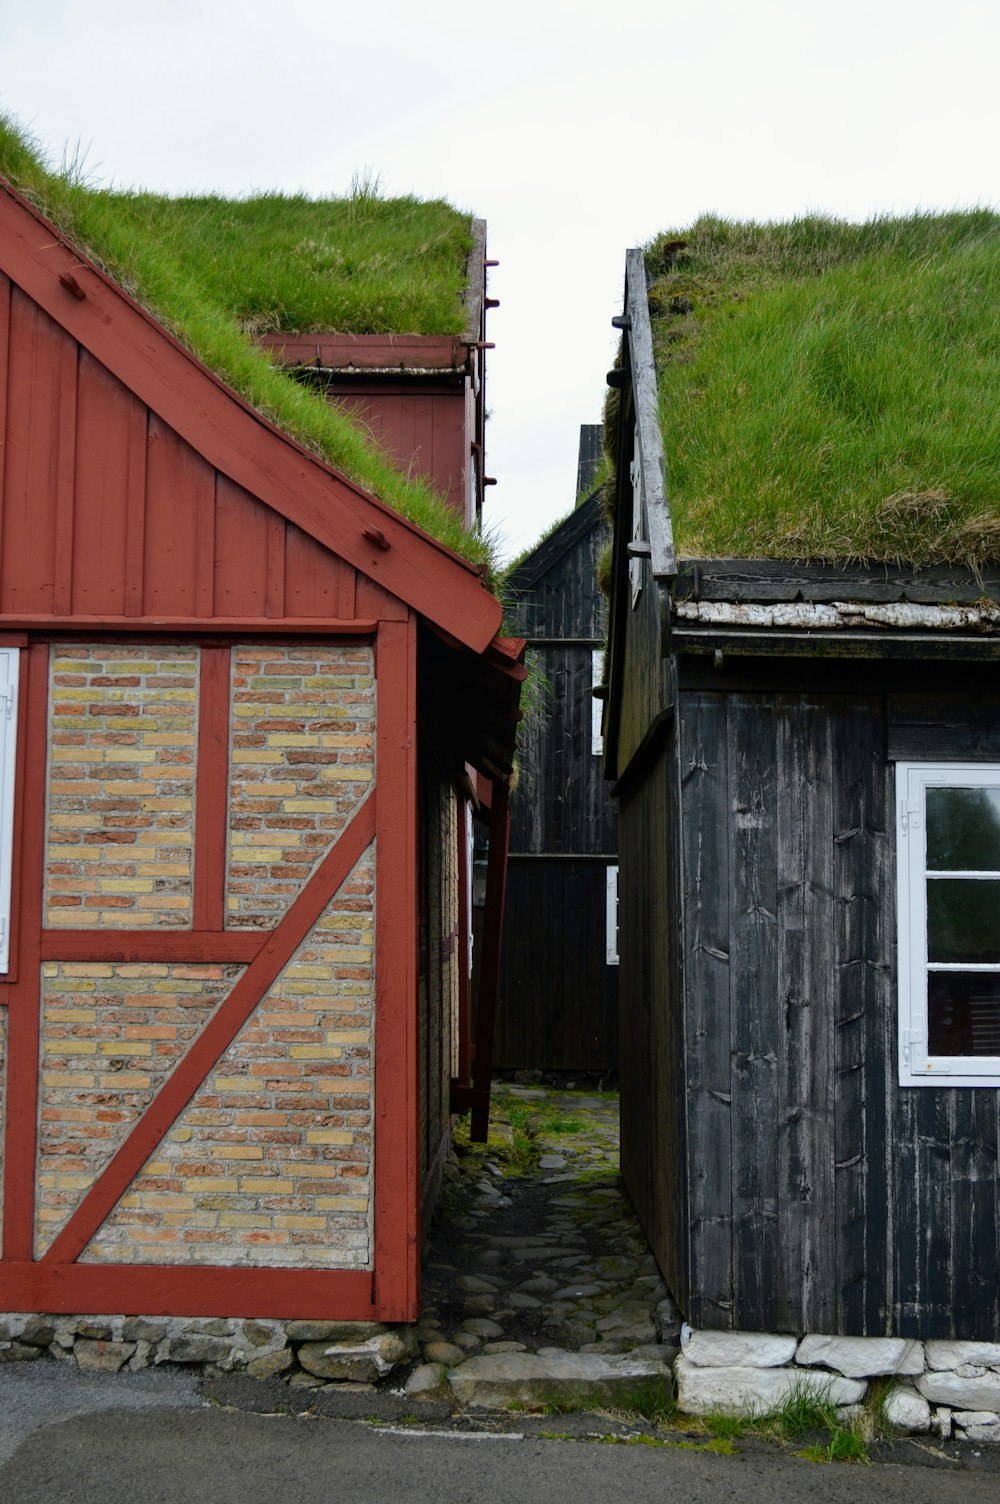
[404,1085,680,1411]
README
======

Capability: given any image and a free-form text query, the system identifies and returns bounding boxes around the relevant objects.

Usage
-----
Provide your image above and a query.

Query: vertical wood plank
[2,643,48,1259]
[862,720,893,1335]
[213,476,269,615]
[373,615,419,1319]
[951,1088,999,1337]
[682,693,734,1326]
[266,514,285,618]
[124,403,148,617]
[0,274,9,540]
[776,698,836,1332]
[144,417,216,617]
[2,293,67,613]
[51,335,78,615]
[193,647,231,932]
[71,351,135,615]
[728,695,779,1328]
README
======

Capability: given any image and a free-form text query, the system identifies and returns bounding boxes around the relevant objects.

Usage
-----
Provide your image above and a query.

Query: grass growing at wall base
[0,115,492,573]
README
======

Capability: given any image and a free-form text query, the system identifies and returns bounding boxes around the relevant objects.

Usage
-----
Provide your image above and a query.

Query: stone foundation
[0,1312,417,1386]
[675,1326,1000,1441]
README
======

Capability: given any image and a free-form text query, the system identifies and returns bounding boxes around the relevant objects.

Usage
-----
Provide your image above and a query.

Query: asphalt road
[1,1366,999,1504]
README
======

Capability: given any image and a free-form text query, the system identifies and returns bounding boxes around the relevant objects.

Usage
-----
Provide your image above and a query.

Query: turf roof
[637,211,1000,566]
[0,116,490,571]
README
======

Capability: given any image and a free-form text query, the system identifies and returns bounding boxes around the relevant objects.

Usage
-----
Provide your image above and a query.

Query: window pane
[928,879,1000,962]
[929,971,1000,1056]
[927,786,1000,871]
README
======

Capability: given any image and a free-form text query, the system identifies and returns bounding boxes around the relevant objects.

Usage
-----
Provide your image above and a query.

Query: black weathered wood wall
[496,493,618,1071]
[644,680,1000,1339]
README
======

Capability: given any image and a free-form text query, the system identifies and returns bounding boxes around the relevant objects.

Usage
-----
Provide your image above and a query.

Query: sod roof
[0,115,488,570]
[640,211,1000,566]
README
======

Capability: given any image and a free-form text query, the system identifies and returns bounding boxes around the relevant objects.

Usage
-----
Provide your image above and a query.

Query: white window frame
[606,865,619,965]
[0,648,20,974]
[897,761,1000,1086]
[591,649,605,756]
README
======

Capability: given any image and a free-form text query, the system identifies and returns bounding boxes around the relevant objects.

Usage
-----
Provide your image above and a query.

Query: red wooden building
[0,178,523,1326]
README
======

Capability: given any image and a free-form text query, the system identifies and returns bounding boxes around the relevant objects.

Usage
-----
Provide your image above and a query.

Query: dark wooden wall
[495,497,618,1071]
[656,683,1000,1339]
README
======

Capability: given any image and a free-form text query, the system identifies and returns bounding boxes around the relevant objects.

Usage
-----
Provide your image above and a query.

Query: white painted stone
[931,1407,953,1440]
[675,1355,865,1416]
[795,1335,924,1378]
[883,1387,931,1434]
[925,1340,1000,1371]
[953,1410,1000,1426]
[682,1330,797,1369]
[918,1370,1000,1411]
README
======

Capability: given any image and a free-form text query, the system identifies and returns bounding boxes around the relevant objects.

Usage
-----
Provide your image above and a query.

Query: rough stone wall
[45,645,198,927]
[82,847,375,1268]
[226,645,374,928]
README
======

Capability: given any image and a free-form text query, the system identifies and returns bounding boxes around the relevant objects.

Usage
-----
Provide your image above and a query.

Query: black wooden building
[495,431,619,1073]
[603,248,1000,1341]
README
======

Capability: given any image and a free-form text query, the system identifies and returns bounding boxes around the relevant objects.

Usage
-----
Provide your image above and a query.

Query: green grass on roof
[644,211,1000,566]
[0,116,491,572]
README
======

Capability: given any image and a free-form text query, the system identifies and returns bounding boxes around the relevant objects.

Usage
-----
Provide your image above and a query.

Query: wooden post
[373,615,420,1319]
[470,781,510,1143]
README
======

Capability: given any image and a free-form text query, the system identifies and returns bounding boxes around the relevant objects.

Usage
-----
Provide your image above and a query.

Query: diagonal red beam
[44,792,376,1265]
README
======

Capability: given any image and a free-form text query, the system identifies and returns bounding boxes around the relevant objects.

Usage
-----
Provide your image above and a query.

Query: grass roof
[639,211,1000,566]
[0,116,490,571]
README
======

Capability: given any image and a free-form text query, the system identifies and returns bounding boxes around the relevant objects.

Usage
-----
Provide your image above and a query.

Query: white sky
[3,0,999,561]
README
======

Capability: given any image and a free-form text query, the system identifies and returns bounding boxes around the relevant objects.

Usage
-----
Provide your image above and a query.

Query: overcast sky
[3,0,999,561]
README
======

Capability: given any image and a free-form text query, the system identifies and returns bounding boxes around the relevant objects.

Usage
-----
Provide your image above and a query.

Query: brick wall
[35,963,241,1256]
[227,645,374,928]
[46,646,198,928]
[82,848,374,1268]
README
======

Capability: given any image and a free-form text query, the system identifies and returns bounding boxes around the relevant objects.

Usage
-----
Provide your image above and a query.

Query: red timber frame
[0,615,421,1321]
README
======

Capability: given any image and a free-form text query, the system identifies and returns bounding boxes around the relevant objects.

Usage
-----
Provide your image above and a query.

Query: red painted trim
[470,782,510,1142]
[0,275,8,530]
[373,617,419,1321]
[0,183,500,651]
[38,932,264,963]
[258,333,468,372]
[44,793,377,1264]
[193,646,231,931]
[2,643,48,1258]
[0,615,378,636]
[0,1263,376,1320]
[266,514,286,619]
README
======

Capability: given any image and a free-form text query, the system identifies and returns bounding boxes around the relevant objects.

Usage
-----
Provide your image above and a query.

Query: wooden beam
[39,931,262,963]
[0,614,377,635]
[372,616,420,1320]
[469,782,510,1143]
[193,646,231,931]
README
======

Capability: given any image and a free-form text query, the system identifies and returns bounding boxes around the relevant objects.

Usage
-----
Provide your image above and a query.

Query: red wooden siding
[0,281,357,624]
[335,388,469,522]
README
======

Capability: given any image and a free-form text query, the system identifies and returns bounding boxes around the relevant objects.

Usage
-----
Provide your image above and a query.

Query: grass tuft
[634,210,1000,567]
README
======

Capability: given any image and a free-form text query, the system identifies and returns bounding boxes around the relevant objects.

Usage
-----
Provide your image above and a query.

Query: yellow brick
[61,963,116,978]
[145,733,197,746]
[141,798,192,812]
[188,1179,240,1194]
[101,878,154,894]
[219,1213,272,1229]
[137,862,190,877]
[231,751,284,764]
[316,1196,369,1212]
[48,978,98,993]
[240,1178,294,1194]
[99,1073,150,1088]
[136,894,190,909]
[273,1214,326,1230]
[213,1077,256,1093]
[284,800,338,814]
[325,1030,369,1045]
[36,1208,67,1224]
[116,964,170,978]
[42,1071,95,1088]
[45,1008,98,1023]
[140,1194,196,1211]
[100,1041,152,1056]
[55,1039,98,1055]
[210,1145,263,1160]
[290,1047,342,1061]
[168,1126,194,1143]
[143,1160,170,1175]
[49,812,102,828]
[229,848,283,864]
[253,783,298,797]
[105,748,158,764]
[283,965,333,980]
[305,1129,352,1145]
[319,767,372,782]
